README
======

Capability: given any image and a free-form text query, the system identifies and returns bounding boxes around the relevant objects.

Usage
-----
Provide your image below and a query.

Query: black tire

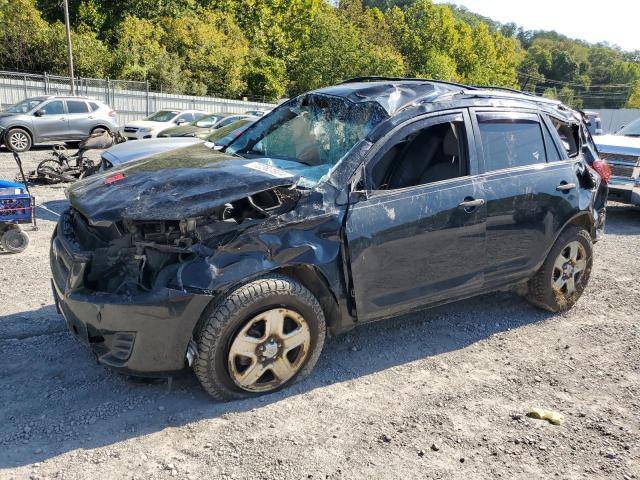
[526,226,593,312]
[1,227,29,253]
[194,275,326,400]
[91,126,108,135]
[5,128,32,152]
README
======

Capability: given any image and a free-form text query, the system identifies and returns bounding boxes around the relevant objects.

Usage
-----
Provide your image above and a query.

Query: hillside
[0,0,638,107]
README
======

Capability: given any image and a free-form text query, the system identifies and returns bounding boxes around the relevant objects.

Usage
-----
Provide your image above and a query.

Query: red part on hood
[105,172,125,185]
[592,159,611,184]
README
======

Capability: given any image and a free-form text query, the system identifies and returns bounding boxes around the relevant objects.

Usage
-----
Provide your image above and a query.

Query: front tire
[526,226,593,312]
[194,275,326,400]
[5,128,32,152]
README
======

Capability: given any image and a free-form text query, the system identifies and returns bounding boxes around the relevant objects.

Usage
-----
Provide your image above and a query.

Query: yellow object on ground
[527,407,564,425]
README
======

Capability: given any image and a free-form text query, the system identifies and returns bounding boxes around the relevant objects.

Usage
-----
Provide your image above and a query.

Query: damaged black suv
[51,78,607,400]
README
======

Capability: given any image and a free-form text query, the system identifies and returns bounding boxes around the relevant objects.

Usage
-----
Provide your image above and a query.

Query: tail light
[592,159,611,184]
[109,110,117,117]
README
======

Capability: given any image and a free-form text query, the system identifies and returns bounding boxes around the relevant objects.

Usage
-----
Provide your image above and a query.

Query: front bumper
[123,130,155,140]
[50,220,212,375]
[607,177,640,206]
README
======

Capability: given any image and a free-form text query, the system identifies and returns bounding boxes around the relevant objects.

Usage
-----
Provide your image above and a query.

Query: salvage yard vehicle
[158,113,256,139]
[594,117,640,207]
[0,96,118,152]
[99,118,259,171]
[50,78,607,400]
[123,109,209,140]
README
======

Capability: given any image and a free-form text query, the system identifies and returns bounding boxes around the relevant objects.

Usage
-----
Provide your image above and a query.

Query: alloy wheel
[228,308,311,392]
[9,132,29,150]
[552,241,588,296]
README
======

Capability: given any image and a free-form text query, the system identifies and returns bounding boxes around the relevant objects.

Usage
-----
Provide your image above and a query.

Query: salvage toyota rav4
[51,78,608,400]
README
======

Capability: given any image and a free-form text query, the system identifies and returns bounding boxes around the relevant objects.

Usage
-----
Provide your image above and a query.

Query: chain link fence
[0,70,276,124]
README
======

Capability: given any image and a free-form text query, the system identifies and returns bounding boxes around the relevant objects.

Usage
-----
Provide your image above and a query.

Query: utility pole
[63,0,75,95]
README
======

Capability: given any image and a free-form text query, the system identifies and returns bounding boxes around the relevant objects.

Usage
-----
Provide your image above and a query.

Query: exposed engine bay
[62,186,301,294]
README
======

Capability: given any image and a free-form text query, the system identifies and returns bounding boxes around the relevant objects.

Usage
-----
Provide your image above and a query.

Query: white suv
[123,110,209,140]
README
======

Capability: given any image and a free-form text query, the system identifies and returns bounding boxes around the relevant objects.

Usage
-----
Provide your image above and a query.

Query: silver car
[0,96,118,152]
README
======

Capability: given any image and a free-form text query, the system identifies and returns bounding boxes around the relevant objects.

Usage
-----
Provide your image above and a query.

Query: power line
[517,71,636,88]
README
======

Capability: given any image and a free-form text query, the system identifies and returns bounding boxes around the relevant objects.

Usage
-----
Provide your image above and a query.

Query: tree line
[0,0,638,108]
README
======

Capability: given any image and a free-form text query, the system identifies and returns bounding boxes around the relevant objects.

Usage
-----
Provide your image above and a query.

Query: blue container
[0,180,33,224]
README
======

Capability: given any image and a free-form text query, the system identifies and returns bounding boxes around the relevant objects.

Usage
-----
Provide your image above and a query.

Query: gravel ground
[0,146,639,480]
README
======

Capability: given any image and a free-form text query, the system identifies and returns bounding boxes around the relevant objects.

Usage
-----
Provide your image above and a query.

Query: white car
[123,109,209,140]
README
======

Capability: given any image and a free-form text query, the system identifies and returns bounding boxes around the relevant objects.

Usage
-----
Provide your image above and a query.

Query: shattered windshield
[618,117,640,137]
[6,98,44,113]
[226,94,387,185]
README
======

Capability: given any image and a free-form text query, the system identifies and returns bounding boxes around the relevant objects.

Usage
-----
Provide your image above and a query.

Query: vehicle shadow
[37,199,69,221]
[0,291,553,468]
[605,202,640,235]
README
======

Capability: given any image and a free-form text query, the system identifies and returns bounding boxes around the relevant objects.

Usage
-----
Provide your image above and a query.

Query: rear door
[32,100,69,141]
[345,111,487,322]
[471,109,582,288]
[66,100,93,138]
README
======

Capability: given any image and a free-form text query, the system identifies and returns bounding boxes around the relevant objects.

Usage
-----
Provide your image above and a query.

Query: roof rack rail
[340,76,471,90]
[469,85,535,96]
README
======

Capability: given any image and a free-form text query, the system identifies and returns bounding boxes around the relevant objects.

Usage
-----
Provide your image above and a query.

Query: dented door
[345,178,486,322]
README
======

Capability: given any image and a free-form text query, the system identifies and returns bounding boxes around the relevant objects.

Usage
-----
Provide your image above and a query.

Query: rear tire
[1,227,29,253]
[193,275,326,401]
[5,128,32,152]
[526,226,593,312]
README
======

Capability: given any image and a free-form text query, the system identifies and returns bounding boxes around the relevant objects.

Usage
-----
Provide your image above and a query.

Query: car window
[5,98,44,113]
[146,110,180,122]
[477,114,546,172]
[89,102,100,112]
[550,117,580,157]
[67,100,89,114]
[177,113,194,122]
[370,119,468,190]
[216,116,245,128]
[41,101,65,115]
[193,112,207,121]
[195,114,221,127]
[541,121,562,162]
[618,117,640,137]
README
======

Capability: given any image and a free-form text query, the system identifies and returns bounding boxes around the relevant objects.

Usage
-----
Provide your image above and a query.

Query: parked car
[244,109,270,117]
[0,96,118,152]
[593,116,640,206]
[101,118,259,171]
[123,110,209,140]
[584,110,603,136]
[51,78,607,400]
[157,113,254,139]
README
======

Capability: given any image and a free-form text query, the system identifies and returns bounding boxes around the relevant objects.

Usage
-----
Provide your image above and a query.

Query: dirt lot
[0,146,639,480]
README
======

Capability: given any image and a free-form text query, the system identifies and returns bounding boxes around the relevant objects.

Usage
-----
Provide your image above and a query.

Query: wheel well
[92,125,110,133]
[5,126,33,142]
[271,265,341,334]
[567,213,595,239]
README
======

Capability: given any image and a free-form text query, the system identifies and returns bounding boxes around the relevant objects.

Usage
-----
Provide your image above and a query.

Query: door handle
[556,183,576,192]
[459,198,485,208]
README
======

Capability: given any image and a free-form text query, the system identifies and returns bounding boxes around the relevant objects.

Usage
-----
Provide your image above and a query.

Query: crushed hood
[67,143,302,225]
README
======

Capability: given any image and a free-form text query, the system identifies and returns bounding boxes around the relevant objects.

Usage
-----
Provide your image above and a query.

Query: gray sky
[434,0,640,51]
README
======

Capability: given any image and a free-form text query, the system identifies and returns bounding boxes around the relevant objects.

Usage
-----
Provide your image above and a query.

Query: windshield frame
[618,117,640,137]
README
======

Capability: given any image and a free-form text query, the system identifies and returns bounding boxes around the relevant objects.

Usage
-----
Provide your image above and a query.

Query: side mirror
[175,119,186,125]
[34,110,44,117]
